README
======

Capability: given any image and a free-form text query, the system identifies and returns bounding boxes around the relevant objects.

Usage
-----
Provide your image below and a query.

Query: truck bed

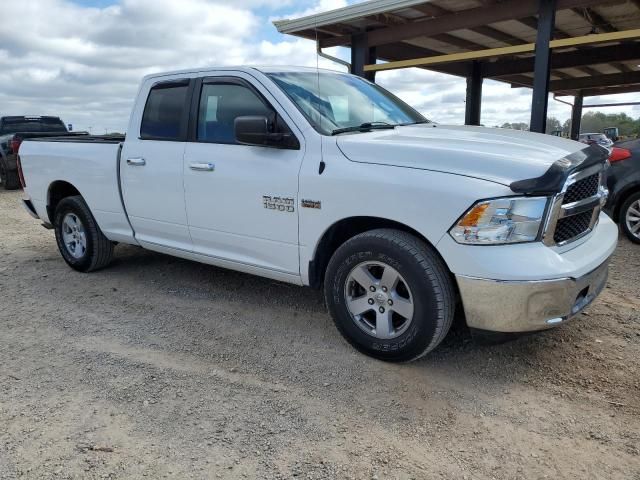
[19,138,135,244]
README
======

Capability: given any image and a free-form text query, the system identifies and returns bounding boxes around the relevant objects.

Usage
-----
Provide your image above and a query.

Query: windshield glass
[267,71,427,135]
[0,118,67,135]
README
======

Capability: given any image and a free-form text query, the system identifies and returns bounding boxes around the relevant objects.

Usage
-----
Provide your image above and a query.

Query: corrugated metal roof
[273,0,640,95]
[273,0,433,33]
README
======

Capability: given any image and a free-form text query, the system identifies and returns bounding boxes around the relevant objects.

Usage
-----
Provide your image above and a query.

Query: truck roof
[141,65,346,82]
[2,115,63,121]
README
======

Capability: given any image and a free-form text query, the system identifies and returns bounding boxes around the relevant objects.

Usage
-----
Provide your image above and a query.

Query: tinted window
[140,83,188,140]
[0,117,67,134]
[197,83,272,144]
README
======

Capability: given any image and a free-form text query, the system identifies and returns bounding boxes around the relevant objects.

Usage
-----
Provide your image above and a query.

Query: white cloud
[272,0,349,20]
[0,0,636,133]
[0,0,356,132]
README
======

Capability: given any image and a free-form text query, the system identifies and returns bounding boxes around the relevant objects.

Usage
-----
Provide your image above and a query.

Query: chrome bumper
[456,259,610,333]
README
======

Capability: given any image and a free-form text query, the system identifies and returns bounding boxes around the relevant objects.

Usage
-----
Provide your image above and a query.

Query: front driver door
[183,75,304,275]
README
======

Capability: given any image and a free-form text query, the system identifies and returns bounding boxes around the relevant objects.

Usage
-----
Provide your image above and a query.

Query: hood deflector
[510,144,608,195]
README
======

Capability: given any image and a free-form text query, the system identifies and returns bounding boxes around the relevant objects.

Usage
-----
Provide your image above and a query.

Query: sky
[0,0,638,133]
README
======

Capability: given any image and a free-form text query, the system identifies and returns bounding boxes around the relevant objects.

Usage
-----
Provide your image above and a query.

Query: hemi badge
[301,199,321,209]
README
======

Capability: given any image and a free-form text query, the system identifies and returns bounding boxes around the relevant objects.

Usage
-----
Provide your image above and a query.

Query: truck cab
[604,127,620,142]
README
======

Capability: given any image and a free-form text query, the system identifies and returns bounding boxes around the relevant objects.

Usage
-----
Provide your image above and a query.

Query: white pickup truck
[19,66,618,362]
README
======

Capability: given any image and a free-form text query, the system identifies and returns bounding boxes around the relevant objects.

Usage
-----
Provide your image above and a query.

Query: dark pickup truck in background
[0,116,82,190]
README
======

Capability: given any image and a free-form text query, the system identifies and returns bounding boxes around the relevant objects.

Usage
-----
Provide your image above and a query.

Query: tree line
[499,112,640,137]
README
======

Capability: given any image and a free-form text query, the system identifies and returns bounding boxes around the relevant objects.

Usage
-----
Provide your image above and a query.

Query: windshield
[0,118,67,135]
[267,71,427,135]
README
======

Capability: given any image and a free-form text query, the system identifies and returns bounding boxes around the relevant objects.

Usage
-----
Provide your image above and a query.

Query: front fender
[299,144,513,286]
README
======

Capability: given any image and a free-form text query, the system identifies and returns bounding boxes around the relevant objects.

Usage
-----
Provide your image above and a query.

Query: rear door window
[140,82,189,140]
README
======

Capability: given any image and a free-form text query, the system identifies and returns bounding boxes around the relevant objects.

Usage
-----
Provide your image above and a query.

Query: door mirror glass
[234,115,268,145]
[234,115,297,149]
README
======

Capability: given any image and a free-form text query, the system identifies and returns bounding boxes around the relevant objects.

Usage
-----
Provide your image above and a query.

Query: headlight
[450,197,549,245]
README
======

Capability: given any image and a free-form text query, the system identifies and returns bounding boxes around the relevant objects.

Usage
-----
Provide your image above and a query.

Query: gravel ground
[1,188,639,480]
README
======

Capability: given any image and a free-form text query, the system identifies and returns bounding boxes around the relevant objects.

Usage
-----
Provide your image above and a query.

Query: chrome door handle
[127,157,146,166]
[189,162,215,172]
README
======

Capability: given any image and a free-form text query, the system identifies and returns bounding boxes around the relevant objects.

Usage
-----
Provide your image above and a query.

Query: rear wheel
[0,159,20,190]
[54,195,114,272]
[324,229,455,362]
[621,191,640,244]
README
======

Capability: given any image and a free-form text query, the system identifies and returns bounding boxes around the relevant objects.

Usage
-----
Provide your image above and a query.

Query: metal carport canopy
[273,0,640,137]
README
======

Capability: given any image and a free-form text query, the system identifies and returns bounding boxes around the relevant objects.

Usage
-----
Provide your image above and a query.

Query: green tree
[545,117,562,134]
[580,111,607,133]
[579,111,640,138]
[501,122,529,131]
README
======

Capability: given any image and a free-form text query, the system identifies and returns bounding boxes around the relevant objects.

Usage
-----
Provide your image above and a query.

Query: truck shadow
[105,243,567,381]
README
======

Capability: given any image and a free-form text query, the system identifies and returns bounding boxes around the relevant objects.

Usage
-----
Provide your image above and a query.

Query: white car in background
[579,132,614,149]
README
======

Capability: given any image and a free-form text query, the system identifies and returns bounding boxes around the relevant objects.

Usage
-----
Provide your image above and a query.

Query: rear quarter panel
[19,140,135,243]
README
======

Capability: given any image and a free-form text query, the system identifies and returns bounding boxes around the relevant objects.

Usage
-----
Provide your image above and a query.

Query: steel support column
[465,61,483,125]
[351,32,377,82]
[570,91,583,140]
[530,0,557,133]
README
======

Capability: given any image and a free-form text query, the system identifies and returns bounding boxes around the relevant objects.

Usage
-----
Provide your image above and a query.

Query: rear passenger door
[182,74,304,275]
[120,79,193,251]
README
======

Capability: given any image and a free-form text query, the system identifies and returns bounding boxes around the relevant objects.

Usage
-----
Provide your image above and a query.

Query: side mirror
[234,115,298,149]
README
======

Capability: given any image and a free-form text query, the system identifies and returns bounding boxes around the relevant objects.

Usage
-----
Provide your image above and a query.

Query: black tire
[324,229,455,362]
[54,195,114,272]
[0,159,20,190]
[620,191,640,244]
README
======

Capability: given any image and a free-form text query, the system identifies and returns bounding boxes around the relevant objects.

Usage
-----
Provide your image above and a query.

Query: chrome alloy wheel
[61,213,87,259]
[344,261,415,340]
[626,199,640,240]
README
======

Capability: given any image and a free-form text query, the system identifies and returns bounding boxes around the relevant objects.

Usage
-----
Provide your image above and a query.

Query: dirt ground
[0,188,638,480]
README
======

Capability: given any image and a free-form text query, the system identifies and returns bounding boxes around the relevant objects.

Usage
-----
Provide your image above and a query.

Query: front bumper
[456,258,610,332]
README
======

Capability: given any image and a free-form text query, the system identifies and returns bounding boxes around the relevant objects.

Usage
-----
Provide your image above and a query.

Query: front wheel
[54,195,114,272]
[324,229,455,362]
[621,191,640,244]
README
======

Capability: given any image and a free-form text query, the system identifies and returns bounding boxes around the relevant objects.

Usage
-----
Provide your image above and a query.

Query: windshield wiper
[330,122,396,136]
[400,120,430,126]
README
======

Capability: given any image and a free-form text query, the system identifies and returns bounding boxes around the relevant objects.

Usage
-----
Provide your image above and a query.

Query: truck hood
[336,124,588,186]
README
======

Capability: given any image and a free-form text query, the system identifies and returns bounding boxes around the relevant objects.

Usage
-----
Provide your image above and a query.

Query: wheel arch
[308,216,450,290]
[46,180,83,223]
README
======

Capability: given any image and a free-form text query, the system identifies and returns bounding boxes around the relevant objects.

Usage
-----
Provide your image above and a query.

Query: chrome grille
[543,165,607,247]
[554,211,594,244]
[563,173,599,205]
